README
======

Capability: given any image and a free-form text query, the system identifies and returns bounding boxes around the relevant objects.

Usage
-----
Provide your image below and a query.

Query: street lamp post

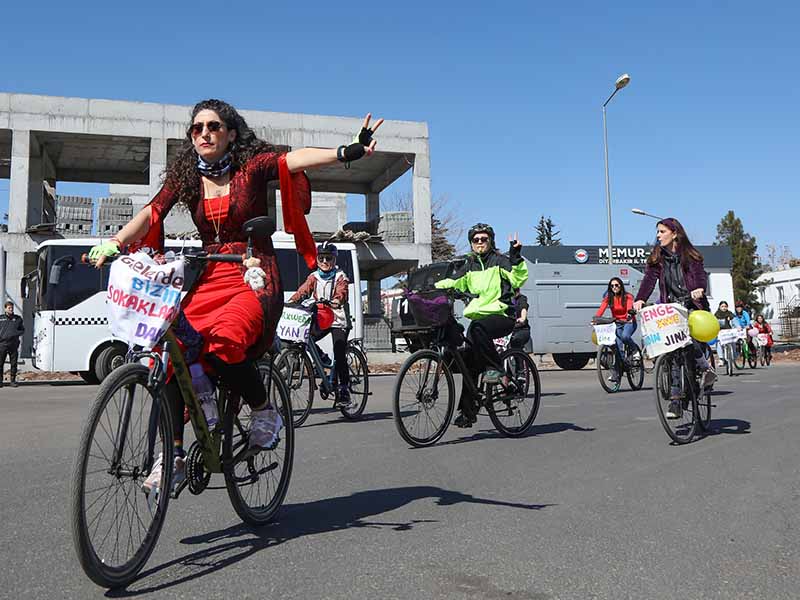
[631,208,664,220]
[602,73,631,265]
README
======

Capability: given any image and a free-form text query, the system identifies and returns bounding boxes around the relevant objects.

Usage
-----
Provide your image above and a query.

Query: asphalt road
[1,363,798,599]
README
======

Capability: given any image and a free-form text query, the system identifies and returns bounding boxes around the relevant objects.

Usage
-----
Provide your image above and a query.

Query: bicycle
[735,331,757,370]
[70,217,294,588]
[392,288,541,447]
[755,333,771,367]
[275,300,369,427]
[592,316,644,393]
[715,329,738,377]
[637,299,714,444]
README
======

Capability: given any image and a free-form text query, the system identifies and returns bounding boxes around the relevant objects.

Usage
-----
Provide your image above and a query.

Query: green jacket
[435,248,528,320]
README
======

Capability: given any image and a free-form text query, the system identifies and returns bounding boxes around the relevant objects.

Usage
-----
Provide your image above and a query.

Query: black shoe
[11,381,18,388]
[454,412,476,428]
[334,386,351,408]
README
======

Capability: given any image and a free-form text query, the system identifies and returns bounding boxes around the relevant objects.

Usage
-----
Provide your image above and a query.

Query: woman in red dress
[90,99,382,487]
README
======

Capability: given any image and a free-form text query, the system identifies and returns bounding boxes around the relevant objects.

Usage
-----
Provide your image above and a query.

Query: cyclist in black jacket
[0,301,24,388]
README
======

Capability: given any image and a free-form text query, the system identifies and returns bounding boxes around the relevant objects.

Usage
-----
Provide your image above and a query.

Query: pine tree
[431,213,456,262]
[535,216,561,246]
[714,211,763,308]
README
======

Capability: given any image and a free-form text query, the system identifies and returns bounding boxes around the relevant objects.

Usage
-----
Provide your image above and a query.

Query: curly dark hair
[606,277,627,299]
[646,217,704,267]
[162,99,276,206]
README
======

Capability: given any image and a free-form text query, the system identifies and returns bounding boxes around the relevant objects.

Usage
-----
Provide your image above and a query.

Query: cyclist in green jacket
[435,224,528,427]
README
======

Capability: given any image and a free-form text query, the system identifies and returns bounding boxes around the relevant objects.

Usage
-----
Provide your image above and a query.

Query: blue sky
[2,1,798,261]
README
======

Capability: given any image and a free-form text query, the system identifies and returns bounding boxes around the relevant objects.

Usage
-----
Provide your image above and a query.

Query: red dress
[134,152,314,364]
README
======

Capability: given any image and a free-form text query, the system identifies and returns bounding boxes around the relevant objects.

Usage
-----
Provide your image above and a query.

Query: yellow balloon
[591,330,598,345]
[688,310,720,343]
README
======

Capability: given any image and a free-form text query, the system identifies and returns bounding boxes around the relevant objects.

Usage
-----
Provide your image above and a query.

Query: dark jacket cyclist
[435,224,528,427]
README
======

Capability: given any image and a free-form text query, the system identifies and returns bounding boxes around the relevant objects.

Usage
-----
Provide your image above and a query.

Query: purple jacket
[635,257,708,306]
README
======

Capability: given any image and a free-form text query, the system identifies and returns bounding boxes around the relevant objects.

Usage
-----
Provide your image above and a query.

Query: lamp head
[615,74,631,90]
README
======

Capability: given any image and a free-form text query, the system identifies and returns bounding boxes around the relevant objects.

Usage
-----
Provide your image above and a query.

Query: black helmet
[468,223,495,246]
[317,241,338,258]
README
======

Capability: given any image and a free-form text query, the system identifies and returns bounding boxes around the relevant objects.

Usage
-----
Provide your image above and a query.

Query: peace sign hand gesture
[338,113,385,164]
[508,232,523,260]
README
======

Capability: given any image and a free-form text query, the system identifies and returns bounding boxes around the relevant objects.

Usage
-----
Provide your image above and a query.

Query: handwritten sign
[717,329,739,346]
[277,306,313,343]
[494,334,512,351]
[756,333,770,347]
[593,323,617,346]
[637,303,691,359]
[107,253,185,349]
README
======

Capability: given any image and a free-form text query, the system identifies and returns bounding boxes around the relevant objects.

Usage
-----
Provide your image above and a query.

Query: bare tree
[382,191,466,255]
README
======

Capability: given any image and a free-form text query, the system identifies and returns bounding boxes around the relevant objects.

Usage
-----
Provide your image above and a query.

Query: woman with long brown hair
[89,99,383,492]
[633,217,716,418]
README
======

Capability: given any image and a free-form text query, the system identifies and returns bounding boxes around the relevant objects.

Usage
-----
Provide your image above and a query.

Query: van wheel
[552,353,591,370]
[79,371,100,385]
[94,345,127,382]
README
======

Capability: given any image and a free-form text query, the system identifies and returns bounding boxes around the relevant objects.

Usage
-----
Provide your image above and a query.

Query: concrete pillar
[412,152,432,264]
[149,138,167,199]
[367,279,382,315]
[8,130,42,234]
[366,192,380,226]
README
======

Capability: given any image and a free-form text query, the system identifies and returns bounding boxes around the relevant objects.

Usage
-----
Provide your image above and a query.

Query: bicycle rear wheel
[275,346,315,427]
[596,345,621,393]
[71,363,173,588]
[487,349,540,436]
[748,346,758,369]
[765,348,772,366]
[626,345,645,391]
[340,345,369,420]
[653,353,698,444]
[223,362,294,526]
[392,349,455,447]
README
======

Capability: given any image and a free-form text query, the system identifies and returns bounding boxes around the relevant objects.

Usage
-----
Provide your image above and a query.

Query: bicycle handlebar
[81,251,244,266]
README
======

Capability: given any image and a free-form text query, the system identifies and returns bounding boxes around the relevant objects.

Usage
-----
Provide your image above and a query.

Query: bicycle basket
[405,289,453,328]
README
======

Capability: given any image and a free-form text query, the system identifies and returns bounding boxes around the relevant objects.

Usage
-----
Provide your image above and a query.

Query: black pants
[0,342,19,382]
[459,315,515,416]
[510,327,530,351]
[312,327,350,387]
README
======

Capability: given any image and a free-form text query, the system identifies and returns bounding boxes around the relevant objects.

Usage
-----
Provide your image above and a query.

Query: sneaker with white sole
[141,452,186,497]
[665,400,683,419]
[700,369,717,390]
[249,407,283,451]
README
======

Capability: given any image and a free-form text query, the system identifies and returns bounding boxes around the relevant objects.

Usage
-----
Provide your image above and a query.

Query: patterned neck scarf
[197,152,232,178]
[317,267,337,281]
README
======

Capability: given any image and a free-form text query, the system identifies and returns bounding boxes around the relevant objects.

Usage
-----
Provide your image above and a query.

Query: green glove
[88,240,121,261]
[435,279,455,289]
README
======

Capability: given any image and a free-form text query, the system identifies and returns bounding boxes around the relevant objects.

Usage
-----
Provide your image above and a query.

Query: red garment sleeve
[129,185,179,254]
[624,293,634,313]
[595,295,609,318]
[277,155,315,269]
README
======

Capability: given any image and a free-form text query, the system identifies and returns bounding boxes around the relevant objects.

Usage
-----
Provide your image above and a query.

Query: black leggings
[459,315,515,416]
[169,357,267,444]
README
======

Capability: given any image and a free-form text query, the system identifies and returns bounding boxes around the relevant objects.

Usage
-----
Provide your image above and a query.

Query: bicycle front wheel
[596,345,621,393]
[340,345,369,420]
[70,363,173,588]
[735,342,746,370]
[653,353,698,444]
[223,362,294,526]
[626,345,645,391]
[748,346,758,369]
[487,349,541,436]
[275,346,315,428]
[392,349,455,447]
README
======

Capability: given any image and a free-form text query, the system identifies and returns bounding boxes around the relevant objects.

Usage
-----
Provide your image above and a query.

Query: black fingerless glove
[337,143,366,163]
[509,242,522,263]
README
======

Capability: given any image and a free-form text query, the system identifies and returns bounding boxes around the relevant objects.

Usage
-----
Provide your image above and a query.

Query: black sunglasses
[318,255,335,262]
[189,121,224,136]
[472,235,490,243]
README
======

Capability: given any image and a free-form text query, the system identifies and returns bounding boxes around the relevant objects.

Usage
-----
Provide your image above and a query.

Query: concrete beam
[308,180,370,195]
[366,192,380,223]
[412,152,432,264]
[9,130,33,233]
[149,138,167,199]
[366,280,382,315]
[57,168,149,185]
[371,156,413,193]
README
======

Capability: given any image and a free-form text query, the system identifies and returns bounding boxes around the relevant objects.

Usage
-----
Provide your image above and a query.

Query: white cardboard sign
[107,253,185,349]
[637,303,691,359]
[277,306,313,343]
[717,329,739,346]
[593,323,618,346]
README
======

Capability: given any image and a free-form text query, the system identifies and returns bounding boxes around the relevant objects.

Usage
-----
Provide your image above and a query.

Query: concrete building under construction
[0,92,432,355]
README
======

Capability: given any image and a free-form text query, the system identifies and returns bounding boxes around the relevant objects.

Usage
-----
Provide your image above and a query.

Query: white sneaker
[701,369,717,390]
[141,452,186,497]
[249,407,283,451]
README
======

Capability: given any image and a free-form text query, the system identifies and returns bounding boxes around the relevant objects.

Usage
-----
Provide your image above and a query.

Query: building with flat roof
[0,92,432,355]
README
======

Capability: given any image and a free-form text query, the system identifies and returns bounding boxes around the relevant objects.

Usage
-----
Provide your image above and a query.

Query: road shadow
[10,379,87,387]
[299,410,394,428]
[107,486,553,596]
[705,418,751,436]
[436,421,596,447]
[540,392,566,398]
[709,390,734,396]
